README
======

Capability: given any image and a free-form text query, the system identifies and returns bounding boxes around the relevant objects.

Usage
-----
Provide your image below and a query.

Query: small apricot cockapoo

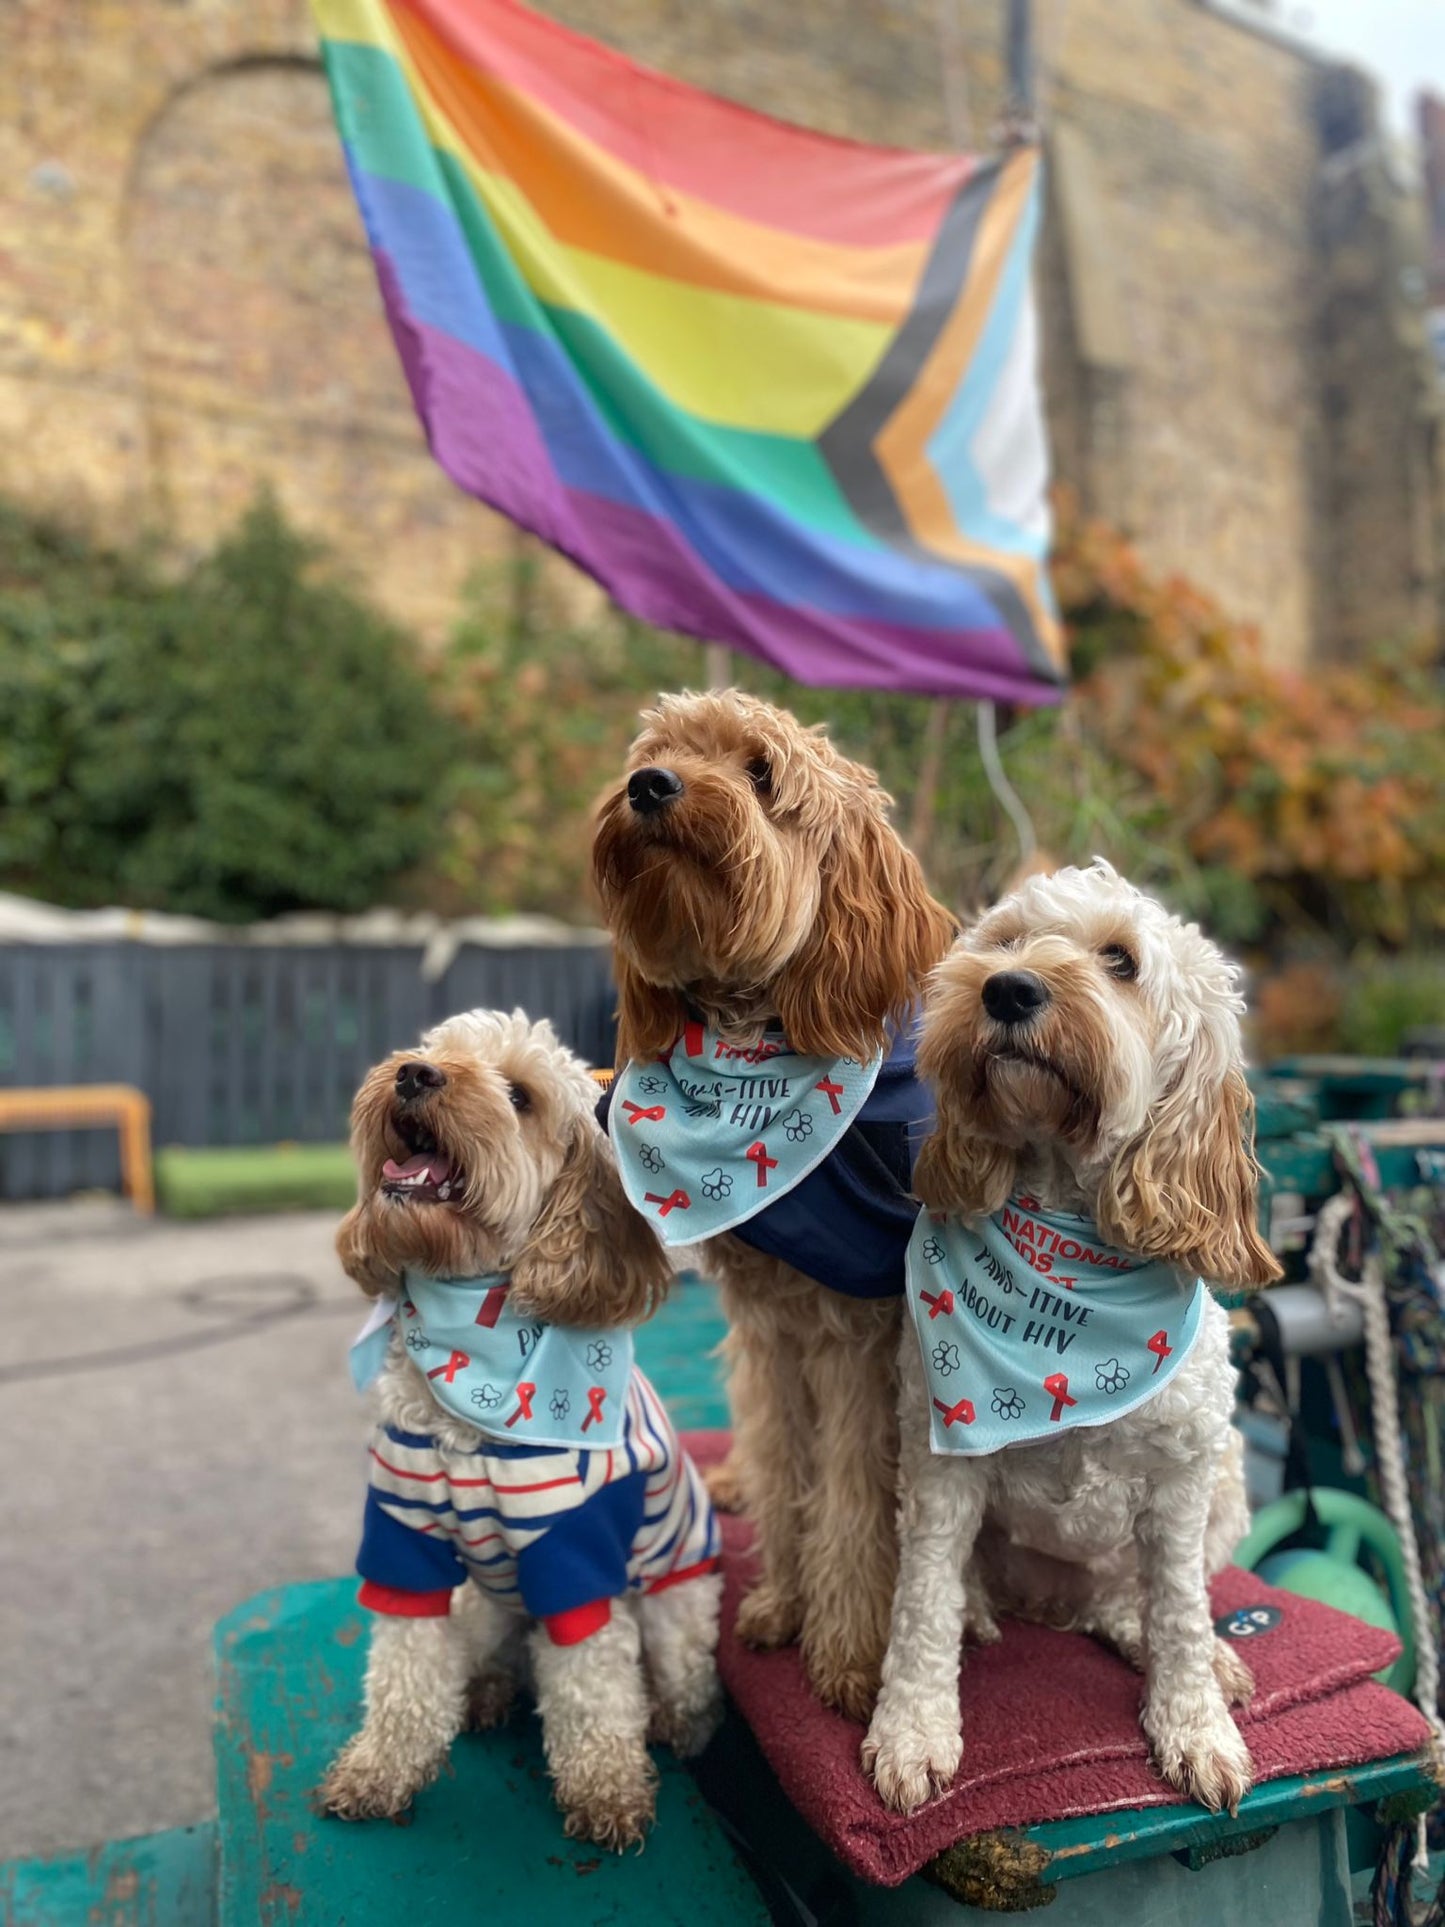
[864,861,1281,1816]
[321,1009,722,1850]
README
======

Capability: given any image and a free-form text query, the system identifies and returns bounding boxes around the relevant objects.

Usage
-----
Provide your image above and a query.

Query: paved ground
[0,1201,363,1860]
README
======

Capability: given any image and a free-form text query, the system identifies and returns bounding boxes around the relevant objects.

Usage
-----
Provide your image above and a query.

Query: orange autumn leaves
[1053,502,1445,947]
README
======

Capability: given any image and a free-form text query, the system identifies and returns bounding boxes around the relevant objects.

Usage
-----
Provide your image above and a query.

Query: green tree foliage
[423,591,694,918]
[0,496,447,921]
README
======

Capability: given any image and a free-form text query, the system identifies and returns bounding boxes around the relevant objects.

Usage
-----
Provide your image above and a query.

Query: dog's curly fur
[591,691,955,1718]
[321,1009,720,1849]
[864,861,1282,1816]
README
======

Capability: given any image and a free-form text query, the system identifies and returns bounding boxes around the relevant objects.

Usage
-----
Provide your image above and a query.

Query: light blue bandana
[348,1271,634,1450]
[905,1197,1205,1457]
[610,1020,884,1247]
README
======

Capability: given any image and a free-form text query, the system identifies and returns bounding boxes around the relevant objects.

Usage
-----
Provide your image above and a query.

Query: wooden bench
[0,1084,155,1214]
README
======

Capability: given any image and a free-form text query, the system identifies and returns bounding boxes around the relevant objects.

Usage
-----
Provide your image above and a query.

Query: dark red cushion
[681,1431,1432,1887]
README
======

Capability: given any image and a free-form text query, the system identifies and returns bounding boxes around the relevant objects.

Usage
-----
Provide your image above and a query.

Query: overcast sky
[1276,0,1444,134]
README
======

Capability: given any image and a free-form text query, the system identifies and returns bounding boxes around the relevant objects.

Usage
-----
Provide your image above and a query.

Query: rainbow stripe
[313,0,1064,702]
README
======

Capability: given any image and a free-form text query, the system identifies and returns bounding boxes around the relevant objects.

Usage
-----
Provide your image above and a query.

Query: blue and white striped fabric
[359,1370,719,1621]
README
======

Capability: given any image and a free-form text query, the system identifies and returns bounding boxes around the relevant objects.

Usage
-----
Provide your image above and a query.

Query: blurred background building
[2,0,1443,665]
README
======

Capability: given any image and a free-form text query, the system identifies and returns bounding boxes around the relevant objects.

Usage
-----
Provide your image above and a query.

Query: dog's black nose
[981,971,1050,1026]
[395,1061,446,1101]
[627,766,684,815]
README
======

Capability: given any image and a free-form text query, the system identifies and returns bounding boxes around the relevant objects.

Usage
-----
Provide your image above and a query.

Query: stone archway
[122,57,500,633]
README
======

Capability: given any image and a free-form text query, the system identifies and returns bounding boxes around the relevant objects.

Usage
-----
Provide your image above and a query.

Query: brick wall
[1,0,1438,661]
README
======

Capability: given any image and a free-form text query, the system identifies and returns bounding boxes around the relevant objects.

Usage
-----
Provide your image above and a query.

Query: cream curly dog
[321,1009,722,1850]
[865,862,1281,1816]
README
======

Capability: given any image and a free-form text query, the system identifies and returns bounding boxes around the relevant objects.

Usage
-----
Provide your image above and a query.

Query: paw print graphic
[991,1388,1025,1421]
[638,1142,664,1174]
[932,1340,961,1377]
[699,1167,733,1201]
[585,1340,613,1373]
[405,1327,429,1353]
[549,1389,571,1422]
[638,1075,668,1096]
[470,1382,504,1410]
[921,1236,946,1265]
[1095,1358,1130,1395]
[781,1110,814,1143]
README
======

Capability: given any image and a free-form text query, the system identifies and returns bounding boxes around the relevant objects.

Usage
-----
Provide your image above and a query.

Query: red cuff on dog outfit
[542,1598,613,1645]
[645,1556,720,1596]
[358,1580,455,1618]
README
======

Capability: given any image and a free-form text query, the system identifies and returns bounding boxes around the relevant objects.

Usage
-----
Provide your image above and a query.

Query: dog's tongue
[381,1152,453,1185]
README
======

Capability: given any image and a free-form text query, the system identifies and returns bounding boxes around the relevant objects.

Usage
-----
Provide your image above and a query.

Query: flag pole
[1004,0,1035,126]
[973,0,1043,882]
[909,0,980,866]
[703,642,731,689]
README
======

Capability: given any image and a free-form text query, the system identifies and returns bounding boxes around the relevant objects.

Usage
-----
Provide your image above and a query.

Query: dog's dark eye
[745,756,772,796]
[1100,943,1138,982]
[507,1082,531,1112]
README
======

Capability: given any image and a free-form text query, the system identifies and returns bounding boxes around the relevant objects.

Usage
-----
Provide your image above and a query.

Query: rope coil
[1310,1187,1445,1874]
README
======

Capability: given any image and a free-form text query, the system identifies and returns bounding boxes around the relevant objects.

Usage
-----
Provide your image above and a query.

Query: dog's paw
[1211,1638,1255,1710]
[807,1651,881,1725]
[1147,1705,1254,1815]
[734,1581,802,1652]
[862,1705,963,1814]
[702,1455,746,1515]
[553,1737,659,1853]
[464,1666,519,1733]
[963,1598,1003,1647]
[317,1742,426,1822]
[648,1678,724,1759]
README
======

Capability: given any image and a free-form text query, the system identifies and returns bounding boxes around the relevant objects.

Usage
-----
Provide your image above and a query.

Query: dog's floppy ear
[912,1119,1016,1220]
[612,952,688,1069]
[775,801,956,1060]
[1097,1053,1281,1288]
[335,1206,402,1300]
[510,1115,672,1327]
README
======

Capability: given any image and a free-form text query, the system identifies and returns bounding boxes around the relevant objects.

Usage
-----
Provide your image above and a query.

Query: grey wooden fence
[0,940,617,1200]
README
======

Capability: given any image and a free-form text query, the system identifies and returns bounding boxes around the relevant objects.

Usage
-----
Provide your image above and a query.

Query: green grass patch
[155,1143,355,1219]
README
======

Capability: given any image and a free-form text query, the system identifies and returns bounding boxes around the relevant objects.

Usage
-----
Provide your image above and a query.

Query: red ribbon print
[745,1140,779,1187]
[645,1188,691,1217]
[1147,1330,1172,1374]
[920,1288,955,1320]
[1043,1372,1078,1422]
[621,1099,666,1125]
[426,1349,469,1384]
[581,1387,608,1432]
[506,1382,536,1428]
[815,1076,845,1115]
[473,1285,509,1330]
[933,1395,976,1428]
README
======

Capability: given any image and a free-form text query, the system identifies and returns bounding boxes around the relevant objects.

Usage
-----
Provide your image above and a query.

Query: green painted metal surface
[632,1271,731,1431]
[213,1579,769,1927]
[1263,1057,1445,1123]
[1017,1751,1433,1887]
[0,1823,216,1927]
[920,1807,1357,1927]
[1253,1087,1322,1140]
[1258,1125,1445,1202]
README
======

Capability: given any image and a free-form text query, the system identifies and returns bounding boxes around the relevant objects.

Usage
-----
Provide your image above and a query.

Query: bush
[416,507,1445,958]
[0,496,448,921]
[1051,505,1445,951]
[1338,954,1445,1057]
[7,488,1442,981]
[420,594,694,918]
